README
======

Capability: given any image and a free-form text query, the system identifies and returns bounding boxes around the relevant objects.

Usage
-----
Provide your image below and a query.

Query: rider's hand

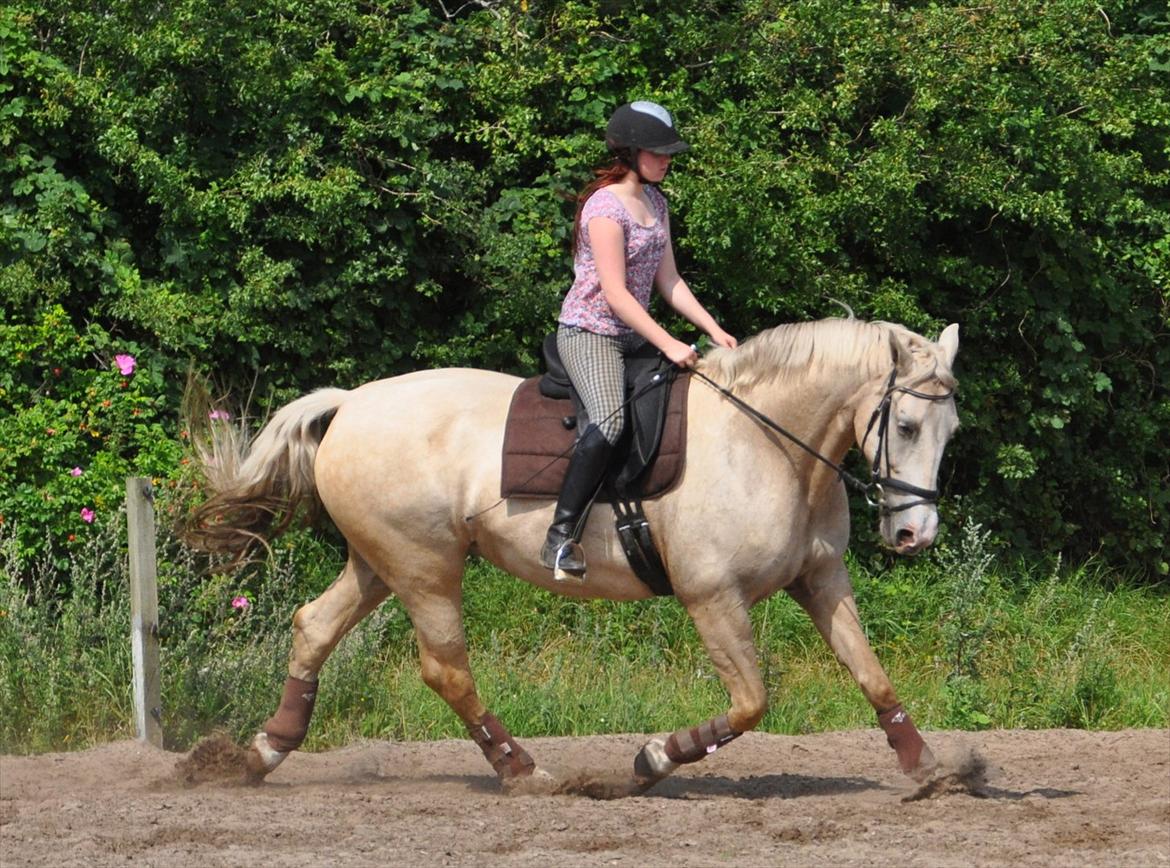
[664,338,699,368]
[710,328,738,350]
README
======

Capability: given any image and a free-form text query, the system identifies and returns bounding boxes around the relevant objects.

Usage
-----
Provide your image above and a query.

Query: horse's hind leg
[786,565,937,782]
[246,551,389,781]
[397,576,538,783]
[632,590,766,789]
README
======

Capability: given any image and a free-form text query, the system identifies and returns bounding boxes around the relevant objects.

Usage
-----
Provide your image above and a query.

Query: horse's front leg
[787,565,938,782]
[632,590,765,790]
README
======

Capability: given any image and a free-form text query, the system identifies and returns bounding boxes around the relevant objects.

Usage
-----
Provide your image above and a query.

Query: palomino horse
[185,317,960,790]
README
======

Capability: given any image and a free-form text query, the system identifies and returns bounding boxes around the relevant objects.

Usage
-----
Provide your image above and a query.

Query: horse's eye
[897,421,917,439]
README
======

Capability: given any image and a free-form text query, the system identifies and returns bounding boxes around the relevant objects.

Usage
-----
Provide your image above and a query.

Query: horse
[184,316,960,791]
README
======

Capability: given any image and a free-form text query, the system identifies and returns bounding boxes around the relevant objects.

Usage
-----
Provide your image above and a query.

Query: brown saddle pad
[500,374,690,500]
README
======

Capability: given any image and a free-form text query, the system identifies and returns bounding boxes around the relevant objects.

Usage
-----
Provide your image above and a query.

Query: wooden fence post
[126,477,162,747]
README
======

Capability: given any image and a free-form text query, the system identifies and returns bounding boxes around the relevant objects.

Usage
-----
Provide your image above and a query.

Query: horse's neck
[740,368,869,484]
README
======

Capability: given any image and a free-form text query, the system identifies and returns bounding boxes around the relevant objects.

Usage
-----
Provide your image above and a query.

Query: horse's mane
[698,318,956,390]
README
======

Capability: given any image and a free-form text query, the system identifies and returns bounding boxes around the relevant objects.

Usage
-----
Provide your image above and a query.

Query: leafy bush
[0,304,181,565]
[1,0,1166,575]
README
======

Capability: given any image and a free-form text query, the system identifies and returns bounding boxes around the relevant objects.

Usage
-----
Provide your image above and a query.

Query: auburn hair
[570,159,633,259]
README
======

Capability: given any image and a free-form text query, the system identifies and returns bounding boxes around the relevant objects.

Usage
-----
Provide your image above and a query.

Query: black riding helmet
[606,101,690,166]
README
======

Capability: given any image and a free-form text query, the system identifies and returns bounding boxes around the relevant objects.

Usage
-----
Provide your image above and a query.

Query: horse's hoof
[245,732,288,784]
[907,743,939,783]
[633,736,678,790]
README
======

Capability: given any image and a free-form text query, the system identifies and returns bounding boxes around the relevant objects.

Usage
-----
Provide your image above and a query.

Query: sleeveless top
[558,185,669,336]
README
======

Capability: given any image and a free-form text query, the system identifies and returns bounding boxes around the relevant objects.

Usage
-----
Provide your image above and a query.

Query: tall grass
[1,499,1167,754]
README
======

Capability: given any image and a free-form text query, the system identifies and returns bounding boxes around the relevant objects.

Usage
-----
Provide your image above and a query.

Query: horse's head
[854,324,960,555]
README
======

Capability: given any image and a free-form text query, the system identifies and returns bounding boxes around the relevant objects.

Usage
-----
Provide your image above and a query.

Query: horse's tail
[181,387,350,565]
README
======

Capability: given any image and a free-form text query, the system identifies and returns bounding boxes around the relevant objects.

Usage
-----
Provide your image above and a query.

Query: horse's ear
[937,323,960,368]
[888,329,913,374]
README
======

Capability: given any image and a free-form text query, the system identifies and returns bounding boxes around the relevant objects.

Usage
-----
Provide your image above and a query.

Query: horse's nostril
[896,528,917,547]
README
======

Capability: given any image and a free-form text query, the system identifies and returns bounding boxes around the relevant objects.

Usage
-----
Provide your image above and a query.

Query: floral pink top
[559,186,669,336]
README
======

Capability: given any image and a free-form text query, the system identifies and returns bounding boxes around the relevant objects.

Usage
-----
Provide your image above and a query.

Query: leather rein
[691,366,954,515]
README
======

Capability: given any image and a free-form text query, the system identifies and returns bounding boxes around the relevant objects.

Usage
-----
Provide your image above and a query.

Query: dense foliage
[2,0,1167,576]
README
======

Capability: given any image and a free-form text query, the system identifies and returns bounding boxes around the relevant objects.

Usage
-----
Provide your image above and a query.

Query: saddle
[500,335,690,502]
[499,335,691,596]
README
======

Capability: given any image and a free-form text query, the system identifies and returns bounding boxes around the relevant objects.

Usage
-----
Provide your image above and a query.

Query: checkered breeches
[556,325,647,444]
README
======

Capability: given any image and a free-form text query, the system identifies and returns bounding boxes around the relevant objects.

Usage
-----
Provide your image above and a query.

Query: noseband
[692,366,954,515]
[859,368,955,514]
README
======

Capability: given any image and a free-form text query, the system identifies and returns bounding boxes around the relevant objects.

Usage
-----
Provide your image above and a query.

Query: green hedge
[2,0,1166,577]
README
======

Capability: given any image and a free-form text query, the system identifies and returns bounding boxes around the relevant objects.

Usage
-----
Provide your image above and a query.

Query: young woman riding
[541,100,738,575]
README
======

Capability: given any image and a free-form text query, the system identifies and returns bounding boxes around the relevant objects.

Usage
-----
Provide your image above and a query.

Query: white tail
[183,388,350,562]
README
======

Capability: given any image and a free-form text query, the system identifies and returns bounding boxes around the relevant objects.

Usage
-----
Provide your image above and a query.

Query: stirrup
[551,539,587,585]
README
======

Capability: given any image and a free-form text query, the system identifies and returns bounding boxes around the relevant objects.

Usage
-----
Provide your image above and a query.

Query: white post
[126,477,162,747]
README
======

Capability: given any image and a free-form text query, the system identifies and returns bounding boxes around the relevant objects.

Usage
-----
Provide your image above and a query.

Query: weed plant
[937,522,997,728]
[1,500,1166,755]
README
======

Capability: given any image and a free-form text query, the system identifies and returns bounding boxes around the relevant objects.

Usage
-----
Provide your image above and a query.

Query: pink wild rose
[114,354,137,376]
[231,595,250,610]
[80,507,95,523]
[208,409,231,421]
[70,467,84,477]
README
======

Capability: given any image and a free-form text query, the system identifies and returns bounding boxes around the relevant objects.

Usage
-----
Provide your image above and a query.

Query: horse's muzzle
[889,517,938,555]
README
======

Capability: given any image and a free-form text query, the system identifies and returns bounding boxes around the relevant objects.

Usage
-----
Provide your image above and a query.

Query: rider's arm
[590,215,697,366]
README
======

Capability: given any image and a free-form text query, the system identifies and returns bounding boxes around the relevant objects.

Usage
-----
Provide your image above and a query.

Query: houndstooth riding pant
[556,324,647,445]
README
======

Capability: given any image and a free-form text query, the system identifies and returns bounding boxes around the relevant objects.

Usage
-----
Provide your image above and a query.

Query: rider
[541,100,738,575]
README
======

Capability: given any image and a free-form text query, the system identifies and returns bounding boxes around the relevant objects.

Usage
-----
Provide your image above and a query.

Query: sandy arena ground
[2,728,1168,866]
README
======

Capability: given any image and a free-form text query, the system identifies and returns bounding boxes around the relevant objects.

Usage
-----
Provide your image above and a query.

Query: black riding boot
[540,424,613,577]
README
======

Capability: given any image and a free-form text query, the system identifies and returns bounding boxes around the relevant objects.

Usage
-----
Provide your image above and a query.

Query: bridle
[857,368,955,513]
[691,366,954,515]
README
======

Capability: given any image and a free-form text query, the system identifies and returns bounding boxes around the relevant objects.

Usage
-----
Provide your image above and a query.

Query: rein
[691,367,953,514]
